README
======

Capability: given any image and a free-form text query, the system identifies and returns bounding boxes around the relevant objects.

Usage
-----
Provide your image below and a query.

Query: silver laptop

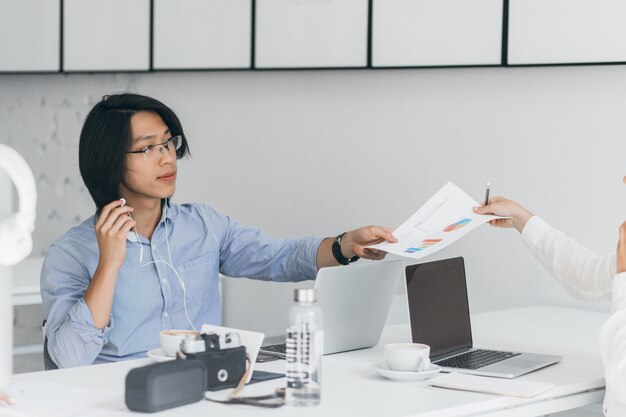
[260,260,403,358]
[405,257,562,379]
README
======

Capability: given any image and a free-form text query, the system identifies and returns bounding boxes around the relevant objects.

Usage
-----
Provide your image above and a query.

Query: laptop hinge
[431,347,472,363]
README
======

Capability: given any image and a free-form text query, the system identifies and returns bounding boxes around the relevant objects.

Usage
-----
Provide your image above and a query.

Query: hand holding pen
[473,185,534,233]
[484,182,491,206]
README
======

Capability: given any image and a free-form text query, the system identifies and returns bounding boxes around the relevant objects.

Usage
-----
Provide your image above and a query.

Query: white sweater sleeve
[600,273,626,414]
[520,216,616,302]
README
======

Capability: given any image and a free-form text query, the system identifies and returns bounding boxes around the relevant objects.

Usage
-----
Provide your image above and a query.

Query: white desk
[6,306,608,417]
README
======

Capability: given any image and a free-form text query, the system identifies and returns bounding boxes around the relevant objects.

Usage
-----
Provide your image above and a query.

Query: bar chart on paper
[368,182,504,260]
[444,218,472,232]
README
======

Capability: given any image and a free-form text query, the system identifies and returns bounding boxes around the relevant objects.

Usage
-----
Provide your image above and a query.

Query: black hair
[78,93,190,212]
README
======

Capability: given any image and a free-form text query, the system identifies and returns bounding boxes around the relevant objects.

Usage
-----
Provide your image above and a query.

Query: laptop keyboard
[260,343,287,358]
[435,349,521,370]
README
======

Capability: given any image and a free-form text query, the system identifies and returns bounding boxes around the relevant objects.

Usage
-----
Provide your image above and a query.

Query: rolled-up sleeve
[41,243,112,368]
[203,206,323,282]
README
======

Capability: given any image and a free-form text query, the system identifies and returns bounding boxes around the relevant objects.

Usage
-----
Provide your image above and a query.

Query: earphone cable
[130,219,198,332]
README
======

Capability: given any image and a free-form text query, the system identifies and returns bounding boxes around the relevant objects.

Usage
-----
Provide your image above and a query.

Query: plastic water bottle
[285,288,323,407]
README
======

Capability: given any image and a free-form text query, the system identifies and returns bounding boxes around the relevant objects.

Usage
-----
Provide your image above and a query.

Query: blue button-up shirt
[41,203,322,368]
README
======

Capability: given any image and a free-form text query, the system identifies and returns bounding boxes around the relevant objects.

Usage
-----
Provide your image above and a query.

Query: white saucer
[147,348,175,362]
[372,362,441,382]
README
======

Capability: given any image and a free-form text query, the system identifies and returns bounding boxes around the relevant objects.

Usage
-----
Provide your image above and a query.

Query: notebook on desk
[260,260,404,358]
[405,257,561,379]
[428,372,555,398]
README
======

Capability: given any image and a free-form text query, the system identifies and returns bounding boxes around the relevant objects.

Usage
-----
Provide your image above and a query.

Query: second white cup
[384,343,431,372]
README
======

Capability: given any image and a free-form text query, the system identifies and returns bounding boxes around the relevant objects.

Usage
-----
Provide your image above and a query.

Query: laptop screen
[405,257,473,360]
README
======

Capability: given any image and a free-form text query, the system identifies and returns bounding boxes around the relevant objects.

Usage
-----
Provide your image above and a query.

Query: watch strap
[331,233,360,265]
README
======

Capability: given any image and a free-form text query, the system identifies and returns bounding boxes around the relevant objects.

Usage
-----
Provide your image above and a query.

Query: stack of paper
[428,372,555,398]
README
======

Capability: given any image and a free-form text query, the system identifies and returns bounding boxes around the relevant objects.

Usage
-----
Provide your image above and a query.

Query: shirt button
[163,312,169,319]
[162,279,167,285]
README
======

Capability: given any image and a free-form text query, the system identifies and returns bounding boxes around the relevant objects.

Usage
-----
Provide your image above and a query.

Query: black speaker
[125,359,207,413]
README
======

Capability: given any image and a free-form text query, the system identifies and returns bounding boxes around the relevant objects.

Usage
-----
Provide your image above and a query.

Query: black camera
[180,332,247,391]
[125,332,247,413]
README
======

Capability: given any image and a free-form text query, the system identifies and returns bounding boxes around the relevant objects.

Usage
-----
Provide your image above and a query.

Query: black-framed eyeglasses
[126,135,182,161]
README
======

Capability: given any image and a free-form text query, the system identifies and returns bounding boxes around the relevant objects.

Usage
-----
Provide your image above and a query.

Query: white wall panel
[153,0,251,69]
[64,0,150,71]
[509,0,626,65]
[255,0,368,68]
[0,0,60,71]
[372,0,502,67]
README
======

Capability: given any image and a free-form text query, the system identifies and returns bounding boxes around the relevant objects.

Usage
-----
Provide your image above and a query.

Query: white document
[428,372,555,398]
[369,182,502,260]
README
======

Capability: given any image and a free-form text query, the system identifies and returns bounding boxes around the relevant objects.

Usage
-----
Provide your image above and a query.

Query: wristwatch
[331,232,360,265]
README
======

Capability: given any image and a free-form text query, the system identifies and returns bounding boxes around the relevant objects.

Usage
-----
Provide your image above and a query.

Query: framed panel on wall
[153,0,251,70]
[372,0,503,68]
[63,0,150,72]
[508,0,626,65]
[0,0,60,72]
[255,0,369,69]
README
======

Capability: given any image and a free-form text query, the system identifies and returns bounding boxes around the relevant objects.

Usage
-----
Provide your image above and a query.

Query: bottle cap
[294,288,316,303]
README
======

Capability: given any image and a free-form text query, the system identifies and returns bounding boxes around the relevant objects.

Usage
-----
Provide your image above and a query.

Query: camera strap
[204,355,286,408]
[206,389,285,408]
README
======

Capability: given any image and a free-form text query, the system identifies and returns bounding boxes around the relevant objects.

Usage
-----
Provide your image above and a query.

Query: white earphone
[0,144,36,266]
[120,197,197,331]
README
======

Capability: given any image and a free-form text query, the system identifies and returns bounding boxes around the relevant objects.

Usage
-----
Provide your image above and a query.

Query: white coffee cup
[159,330,199,357]
[384,343,431,372]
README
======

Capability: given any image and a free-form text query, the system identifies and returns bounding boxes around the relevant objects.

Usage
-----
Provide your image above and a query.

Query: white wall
[1,66,624,332]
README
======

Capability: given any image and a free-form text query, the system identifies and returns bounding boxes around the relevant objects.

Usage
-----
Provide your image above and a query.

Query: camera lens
[217,369,228,382]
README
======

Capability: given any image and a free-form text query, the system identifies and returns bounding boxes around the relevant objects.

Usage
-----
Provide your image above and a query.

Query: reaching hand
[341,226,397,261]
[472,196,534,233]
[617,222,626,274]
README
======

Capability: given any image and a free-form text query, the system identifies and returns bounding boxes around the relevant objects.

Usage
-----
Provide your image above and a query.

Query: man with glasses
[40,94,396,368]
